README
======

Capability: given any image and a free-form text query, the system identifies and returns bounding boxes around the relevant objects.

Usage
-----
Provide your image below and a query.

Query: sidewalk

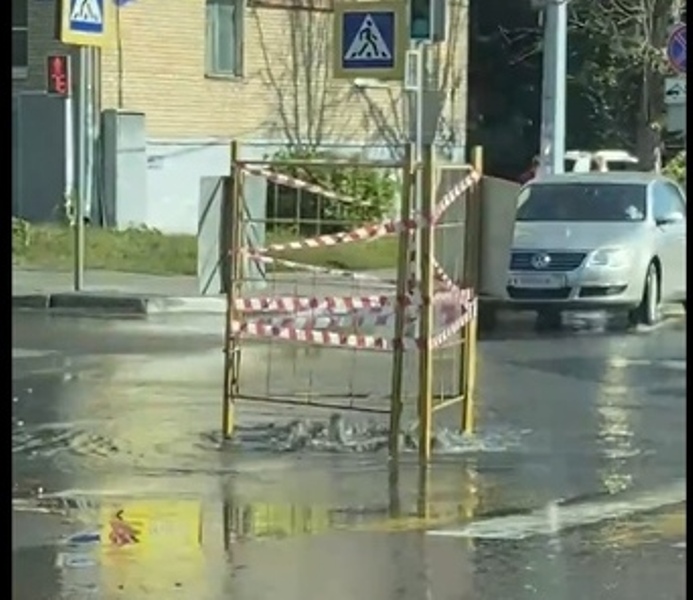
[12,268,215,316]
[12,268,397,316]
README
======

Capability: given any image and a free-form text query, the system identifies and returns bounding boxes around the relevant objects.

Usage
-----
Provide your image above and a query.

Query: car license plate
[509,274,566,289]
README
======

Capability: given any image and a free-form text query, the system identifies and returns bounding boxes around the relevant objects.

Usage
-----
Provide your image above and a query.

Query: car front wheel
[628,262,660,326]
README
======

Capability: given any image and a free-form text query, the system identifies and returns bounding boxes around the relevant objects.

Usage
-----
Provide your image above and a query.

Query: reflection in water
[596,354,639,495]
[45,464,482,599]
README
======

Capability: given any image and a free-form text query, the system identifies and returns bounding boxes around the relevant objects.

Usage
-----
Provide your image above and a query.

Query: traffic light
[409,0,446,43]
[46,54,71,97]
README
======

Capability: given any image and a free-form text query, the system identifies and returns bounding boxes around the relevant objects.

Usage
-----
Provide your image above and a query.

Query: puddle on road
[428,480,686,541]
[204,417,529,455]
[13,411,528,467]
[13,464,488,599]
[485,309,684,341]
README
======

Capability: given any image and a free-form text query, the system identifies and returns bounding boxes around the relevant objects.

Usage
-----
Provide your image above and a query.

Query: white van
[564,150,640,173]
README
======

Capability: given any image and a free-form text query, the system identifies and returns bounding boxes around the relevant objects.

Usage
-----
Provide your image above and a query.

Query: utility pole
[536,0,568,176]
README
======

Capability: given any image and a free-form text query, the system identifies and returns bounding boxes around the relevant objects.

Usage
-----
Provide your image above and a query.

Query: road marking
[427,480,686,540]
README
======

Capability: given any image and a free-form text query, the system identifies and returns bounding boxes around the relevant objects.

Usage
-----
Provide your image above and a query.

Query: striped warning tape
[241,167,478,257]
[242,310,397,330]
[432,170,480,223]
[232,293,476,350]
[234,287,472,315]
[230,320,407,351]
[233,294,413,313]
[241,295,468,329]
[433,258,459,291]
[246,252,395,284]
[239,165,368,207]
[431,298,477,349]
[253,217,421,254]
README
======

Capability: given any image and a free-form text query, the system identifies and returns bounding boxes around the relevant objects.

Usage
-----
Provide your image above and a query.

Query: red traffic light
[46,54,71,96]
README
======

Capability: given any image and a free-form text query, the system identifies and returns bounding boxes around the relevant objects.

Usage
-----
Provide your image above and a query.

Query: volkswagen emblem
[530,252,551,270]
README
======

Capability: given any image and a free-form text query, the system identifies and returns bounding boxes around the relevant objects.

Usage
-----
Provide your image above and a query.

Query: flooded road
[12,311,686,599]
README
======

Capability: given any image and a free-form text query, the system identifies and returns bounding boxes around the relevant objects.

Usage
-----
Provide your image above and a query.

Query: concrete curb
[12,293,227,316]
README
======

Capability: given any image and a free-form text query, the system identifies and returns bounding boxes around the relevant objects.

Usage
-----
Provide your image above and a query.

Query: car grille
[506,287,571,300]
[509,251,587,272]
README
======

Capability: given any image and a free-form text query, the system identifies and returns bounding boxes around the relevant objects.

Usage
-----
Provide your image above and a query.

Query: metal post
[414,45,426,283]
[460,146,483,435]
[417,144,435,463]
[64,58,75,227]
[84,46,97,222]
[222,141,242,440]
[538,0,568,176]
[74,46,89,291]
[389,145,414,458]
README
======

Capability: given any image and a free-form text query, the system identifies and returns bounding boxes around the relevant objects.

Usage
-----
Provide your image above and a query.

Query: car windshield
[516,183,647,222]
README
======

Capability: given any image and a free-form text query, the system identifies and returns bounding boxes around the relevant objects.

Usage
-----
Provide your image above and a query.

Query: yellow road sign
[59,0,113,47]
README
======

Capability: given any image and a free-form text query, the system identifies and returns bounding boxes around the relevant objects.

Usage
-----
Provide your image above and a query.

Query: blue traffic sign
[332,1,406,80]
[342,12,395,70]
[667,23,686,74]
[69,0,104,34]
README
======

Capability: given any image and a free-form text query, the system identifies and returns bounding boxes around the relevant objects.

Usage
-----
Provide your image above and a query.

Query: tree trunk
[635,0,671,170]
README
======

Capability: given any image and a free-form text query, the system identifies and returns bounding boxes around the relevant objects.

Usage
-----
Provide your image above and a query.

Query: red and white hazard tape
[233,294,411,313]
[431,298,477,349]
[252,217,421,254]
[235,288,467,317]
[246,252,395,285]
[240,165,365,207]
[432,170,480,223]
[230,320,410,351]
[433,258,459,291]
[232,292,476,350]
[242,310,397,330]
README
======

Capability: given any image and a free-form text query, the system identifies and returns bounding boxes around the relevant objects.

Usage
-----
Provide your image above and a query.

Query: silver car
[489,172,686,328]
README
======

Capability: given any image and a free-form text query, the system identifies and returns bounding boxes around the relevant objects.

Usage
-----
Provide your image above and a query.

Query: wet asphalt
[12,310,687,600]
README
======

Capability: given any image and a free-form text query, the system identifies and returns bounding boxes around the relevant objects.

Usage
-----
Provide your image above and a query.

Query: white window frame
[12,0,28,79]
[205,0,245,78]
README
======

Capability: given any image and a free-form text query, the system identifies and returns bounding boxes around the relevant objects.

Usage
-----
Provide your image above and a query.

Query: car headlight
[587,247,630,268]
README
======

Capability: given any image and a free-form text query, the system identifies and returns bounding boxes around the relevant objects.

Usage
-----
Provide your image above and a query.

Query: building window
[13,0,28,79]
[205,0,244,77]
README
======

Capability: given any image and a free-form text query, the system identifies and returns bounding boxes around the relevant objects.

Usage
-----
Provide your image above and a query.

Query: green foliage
[566,0,673,151]
[11,222,397,275]
[12,218,31,255]
[12,223,198,275]
[663,151,686,186]
[267,147,396,235]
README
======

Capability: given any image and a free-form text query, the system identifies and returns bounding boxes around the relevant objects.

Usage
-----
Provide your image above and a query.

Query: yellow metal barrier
[221,142,482,462]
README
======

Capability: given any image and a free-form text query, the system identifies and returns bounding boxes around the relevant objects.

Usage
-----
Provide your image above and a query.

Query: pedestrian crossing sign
[333,1,406,80]
[59,0,112,47]
[69,0,104,34]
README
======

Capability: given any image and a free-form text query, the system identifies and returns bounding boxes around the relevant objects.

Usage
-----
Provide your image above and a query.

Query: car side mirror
[655,211,684,226]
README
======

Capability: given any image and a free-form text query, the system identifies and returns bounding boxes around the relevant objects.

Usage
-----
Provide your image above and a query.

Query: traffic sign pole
[56,0,110,291]
[46,55,76,250]
[537,0,568,176]
[410,44,425,287]
[74,45,89,291]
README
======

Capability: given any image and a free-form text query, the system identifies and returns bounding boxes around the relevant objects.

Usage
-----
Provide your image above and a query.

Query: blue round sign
[667,24,687,74]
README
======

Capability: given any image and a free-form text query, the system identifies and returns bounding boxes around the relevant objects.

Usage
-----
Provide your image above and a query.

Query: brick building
[13,0,469,148]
